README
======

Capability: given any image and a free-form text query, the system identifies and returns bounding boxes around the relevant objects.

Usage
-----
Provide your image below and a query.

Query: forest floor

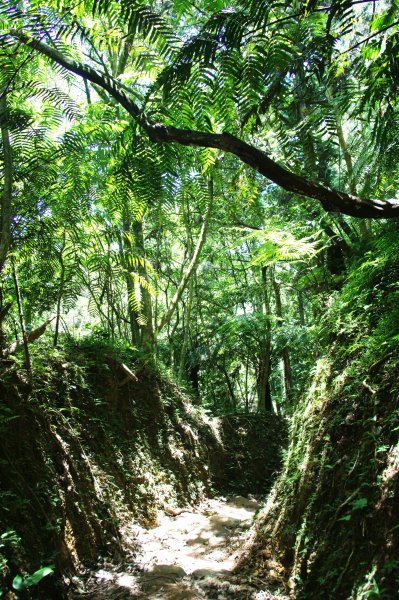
[72,496,284,599]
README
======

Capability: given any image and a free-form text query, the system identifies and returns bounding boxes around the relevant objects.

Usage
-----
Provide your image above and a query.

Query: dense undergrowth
[242,227,399,598]
[3,225,399,599]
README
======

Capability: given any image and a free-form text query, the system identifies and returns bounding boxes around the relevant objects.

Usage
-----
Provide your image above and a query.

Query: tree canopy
[1,0,399,413]
[3,0,399,217]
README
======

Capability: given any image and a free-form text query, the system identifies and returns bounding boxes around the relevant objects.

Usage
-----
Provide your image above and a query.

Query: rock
[191,568,230,580]
[150,564,187,579]
[228,495,259,509]
[140,564,187,592]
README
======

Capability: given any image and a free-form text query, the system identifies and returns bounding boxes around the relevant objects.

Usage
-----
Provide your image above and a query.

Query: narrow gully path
[73,496,282,599]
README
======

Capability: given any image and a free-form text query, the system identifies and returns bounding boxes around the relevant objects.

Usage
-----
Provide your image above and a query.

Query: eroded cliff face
[239,233,399,599]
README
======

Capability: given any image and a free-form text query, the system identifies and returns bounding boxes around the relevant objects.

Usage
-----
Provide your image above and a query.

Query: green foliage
[70,328,134,353]
[326,228,399,364]
[244,227,323,266]
[0,0,396,382]
[0,531,20,548]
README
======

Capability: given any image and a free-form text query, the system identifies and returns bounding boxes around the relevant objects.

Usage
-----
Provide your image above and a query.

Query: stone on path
[191,567,231,580]
[139,564,187,592]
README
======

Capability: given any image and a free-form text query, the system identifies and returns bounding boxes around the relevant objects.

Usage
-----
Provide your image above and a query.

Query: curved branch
[10,31,399,219]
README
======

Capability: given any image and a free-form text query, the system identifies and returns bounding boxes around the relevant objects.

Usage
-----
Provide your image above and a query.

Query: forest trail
[73,496,280,599]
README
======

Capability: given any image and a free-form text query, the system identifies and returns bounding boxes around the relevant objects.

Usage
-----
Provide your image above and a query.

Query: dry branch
[2,318,54,357]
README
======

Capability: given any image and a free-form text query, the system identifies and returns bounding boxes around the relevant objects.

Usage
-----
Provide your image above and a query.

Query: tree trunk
[178,276,194,381]
[272,272,293,405]
[120,219,142,348]
[257,364,273,412]
[219,363,237,411]
[157,179,213,332]
[298,290,306,326]
[328,87,370,238]
[257,266,273,412]
[132,219,155,355]
[335,123,370,238]
[12,260,31,375]
[125,271,142,348]
[54,233,66,347]
[0,94,13,274]
[0,300,12,349]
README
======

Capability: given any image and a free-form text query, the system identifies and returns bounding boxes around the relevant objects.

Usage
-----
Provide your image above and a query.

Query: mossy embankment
[0,339,286,598]
[241,230,399,599]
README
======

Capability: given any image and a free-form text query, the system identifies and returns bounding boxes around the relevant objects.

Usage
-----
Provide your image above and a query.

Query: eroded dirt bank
[72,496,284,599]
[0,343,286,598]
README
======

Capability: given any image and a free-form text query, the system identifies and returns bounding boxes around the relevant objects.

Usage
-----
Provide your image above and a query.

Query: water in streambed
[72,496,282,599]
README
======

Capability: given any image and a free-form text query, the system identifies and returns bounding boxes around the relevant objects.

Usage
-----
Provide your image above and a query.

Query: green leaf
[12,566,54,590]
[351,497,368,511]
[12,575,25,591]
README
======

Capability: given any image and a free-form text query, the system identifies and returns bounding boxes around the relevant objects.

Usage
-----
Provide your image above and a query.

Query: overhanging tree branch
[10,31,399,219]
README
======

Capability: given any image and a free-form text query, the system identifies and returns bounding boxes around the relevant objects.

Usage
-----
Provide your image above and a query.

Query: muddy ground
[71,496,285,599]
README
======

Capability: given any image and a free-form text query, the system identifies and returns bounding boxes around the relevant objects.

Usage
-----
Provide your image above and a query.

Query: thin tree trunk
[272,272,293,405]
[12,260,31,375]
[132,219,155,355]
[245,358,250,412]
[157,180,213,332]
[336,122,356,195]
[220,363,237,411]
[84,78,91,104]
[178,276,194,381]
[0,301,12,349]
[54,233,66,347]
[298,290,306,326]
[0,94,13,274]
[125,272,141,347]
[335,122,369,237]
[81,270,115,335]
[120,221,141,348]
[257,266,273,412]
[329,87,370,238]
